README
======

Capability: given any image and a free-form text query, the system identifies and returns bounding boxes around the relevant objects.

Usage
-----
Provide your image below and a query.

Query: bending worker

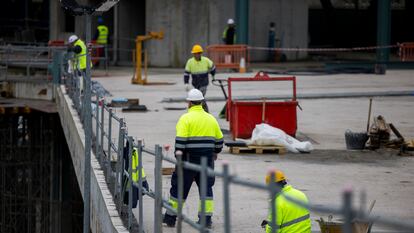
[184,44,216,112]
[263,170,311,233]
[67,35,92,92]
[163,89,224,228]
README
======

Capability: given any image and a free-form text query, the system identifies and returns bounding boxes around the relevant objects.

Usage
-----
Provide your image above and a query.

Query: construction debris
[110,98,140,107]
[367,115,391,149]
[122,105,147,112]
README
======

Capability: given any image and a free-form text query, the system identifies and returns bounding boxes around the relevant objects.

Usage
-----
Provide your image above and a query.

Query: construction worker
[184,44,216,112]
[163,89,224,228]
[263,170,311,233]
[123,141,149,208]
[222,18,236,45]
[67,35,92,93]
[93,16,109,66]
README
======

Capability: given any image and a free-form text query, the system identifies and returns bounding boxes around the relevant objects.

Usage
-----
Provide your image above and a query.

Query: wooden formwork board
[229,145,286,155]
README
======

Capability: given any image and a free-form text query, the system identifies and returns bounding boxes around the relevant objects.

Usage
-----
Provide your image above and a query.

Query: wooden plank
[229,145,286,155]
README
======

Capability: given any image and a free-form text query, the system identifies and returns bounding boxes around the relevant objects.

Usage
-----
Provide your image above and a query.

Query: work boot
[163,213,176,227]
[197,216,212,228]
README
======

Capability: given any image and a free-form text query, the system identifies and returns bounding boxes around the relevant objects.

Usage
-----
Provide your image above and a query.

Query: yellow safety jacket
[175,105,223,155]
[97,25,109,44]
[266,185,311,233]
[73,39,92,70]
[131,147,146,183]
[184,57,216,88]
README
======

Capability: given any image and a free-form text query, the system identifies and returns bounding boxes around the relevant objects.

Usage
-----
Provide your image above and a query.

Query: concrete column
[377,0,391,63]
[236,0,249,44]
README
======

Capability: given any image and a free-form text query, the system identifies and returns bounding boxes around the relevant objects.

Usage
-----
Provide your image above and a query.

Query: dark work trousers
[169,154,215,205]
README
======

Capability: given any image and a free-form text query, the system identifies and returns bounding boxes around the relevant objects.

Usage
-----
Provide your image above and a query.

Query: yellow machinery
[131,31,164,85]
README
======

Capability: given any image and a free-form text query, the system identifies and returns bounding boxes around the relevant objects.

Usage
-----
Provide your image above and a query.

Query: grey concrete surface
[92,67,414,232]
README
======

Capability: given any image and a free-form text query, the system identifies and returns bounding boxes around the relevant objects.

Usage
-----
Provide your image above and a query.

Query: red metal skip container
[227,72,298,139]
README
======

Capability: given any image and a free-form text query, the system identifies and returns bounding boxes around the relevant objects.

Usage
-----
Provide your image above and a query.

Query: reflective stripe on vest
[97,25,108,44]
[279,214,310,229]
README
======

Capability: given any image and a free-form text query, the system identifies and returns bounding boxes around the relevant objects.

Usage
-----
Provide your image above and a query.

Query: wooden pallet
[229,145,286,155]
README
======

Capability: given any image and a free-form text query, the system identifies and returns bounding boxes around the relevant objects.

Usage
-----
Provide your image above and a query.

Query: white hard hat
[68,35,78,44]
[227,18,235,25]
[186,89,204,101]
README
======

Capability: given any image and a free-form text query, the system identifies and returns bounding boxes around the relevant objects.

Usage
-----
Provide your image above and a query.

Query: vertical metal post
[376,0,391,73]
[116,118,124,208]
[112,4,119,65]
[342,190,353,233]
[83,13,92,233]
[222,162,231,233]
[235,0,249,44]
[106,109,112,183]
[100,99,105,165]
[199,157,208,232]
[269,172,277,233]
[95,95,100,159]
[137,140,144,233]
[128,137,133,229]
[176,151,184,233]
[154,145,163,233]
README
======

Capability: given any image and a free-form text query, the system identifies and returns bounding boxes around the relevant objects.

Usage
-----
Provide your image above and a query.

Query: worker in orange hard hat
[183,44,216,112]
[262,170,311,233]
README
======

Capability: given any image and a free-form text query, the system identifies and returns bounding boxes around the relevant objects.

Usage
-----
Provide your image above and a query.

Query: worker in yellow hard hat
[263,170,311,233]
[183,44,216,112]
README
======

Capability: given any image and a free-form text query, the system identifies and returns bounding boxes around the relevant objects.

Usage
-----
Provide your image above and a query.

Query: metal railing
[55,50,414,233]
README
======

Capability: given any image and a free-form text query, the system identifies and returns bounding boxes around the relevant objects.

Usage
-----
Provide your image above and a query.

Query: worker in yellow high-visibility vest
[163,89,224,228]
[123,141,149,208]
[67,34,93,93]
[263,170,311,233]
[93,16,109,66]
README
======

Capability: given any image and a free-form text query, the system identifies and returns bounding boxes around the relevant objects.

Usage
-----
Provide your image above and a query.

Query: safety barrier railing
[57,50,414,233]
[398,42,414,62]
[207,44,249,70]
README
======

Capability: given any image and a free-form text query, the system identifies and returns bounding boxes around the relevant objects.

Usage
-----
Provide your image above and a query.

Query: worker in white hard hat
[222,18,236,45]
[184,44,216,112]
[262,170,311,233]
[163,89,223,229]
[67,34,92,96]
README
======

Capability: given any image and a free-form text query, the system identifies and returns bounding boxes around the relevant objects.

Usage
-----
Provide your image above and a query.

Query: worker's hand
[185,84,190,92]
[213,153,218,161]
[261,220,269,228]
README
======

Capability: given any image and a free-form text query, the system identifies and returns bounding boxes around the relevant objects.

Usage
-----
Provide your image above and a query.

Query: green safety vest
[97,25,109,44]
[266,185,311,233]
[131,147,146,183]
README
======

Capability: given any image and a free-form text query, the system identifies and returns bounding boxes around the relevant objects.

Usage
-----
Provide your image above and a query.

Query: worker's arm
[214,120,224,154]
[222,28,227,43]
[265,198,283,233]
[184,60,191,84]
[175,115,189,155]
[207,58,216,77]
[68,45,82,54]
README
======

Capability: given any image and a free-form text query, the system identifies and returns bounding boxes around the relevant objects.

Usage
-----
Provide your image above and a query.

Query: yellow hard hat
[265,170,286,184]
[191,44,203,54]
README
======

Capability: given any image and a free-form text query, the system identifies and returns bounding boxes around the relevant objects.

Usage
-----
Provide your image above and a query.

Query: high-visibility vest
[131,147,146,183]
[175,105,223,155]
[74,39,88,70]
[266,185,311,233]
[97,25,109,45]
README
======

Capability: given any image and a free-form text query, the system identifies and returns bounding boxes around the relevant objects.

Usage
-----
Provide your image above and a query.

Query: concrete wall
[249,0,308,61]
[146,0,308,67]
[55,85,128,233]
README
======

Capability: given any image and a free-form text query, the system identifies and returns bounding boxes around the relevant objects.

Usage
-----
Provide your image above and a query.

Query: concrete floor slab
[93,68,414,232]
